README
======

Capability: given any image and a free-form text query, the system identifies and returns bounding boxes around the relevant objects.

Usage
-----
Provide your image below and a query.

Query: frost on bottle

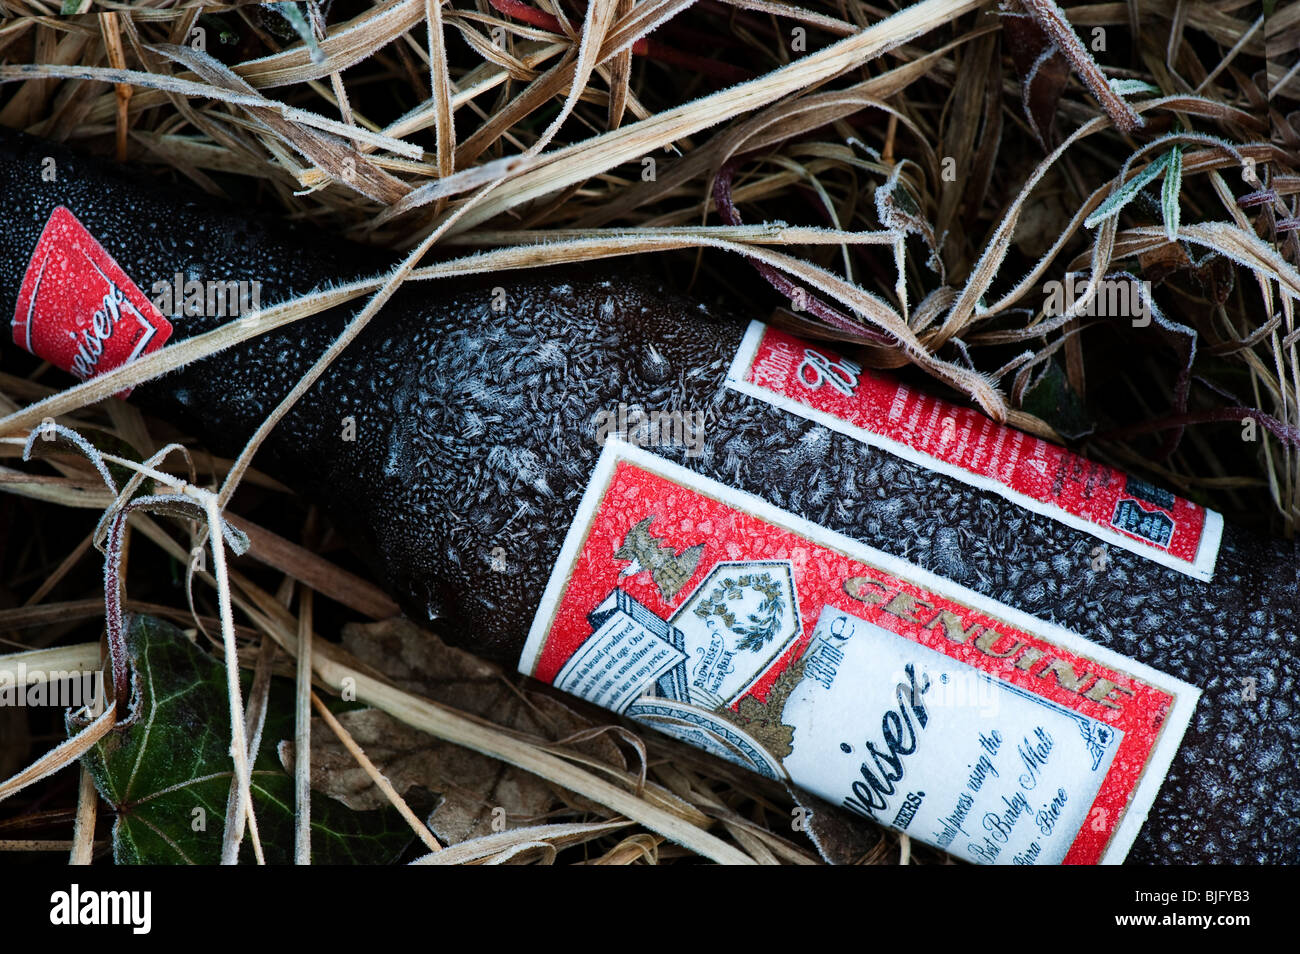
[1,127,1296,865]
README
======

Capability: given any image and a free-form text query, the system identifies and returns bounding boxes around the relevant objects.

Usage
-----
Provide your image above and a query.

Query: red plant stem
[489,0,562,30]
[103,510,132,718]
[637,38,750,82]
[713,160,896,347]
[1098,406,1300,448]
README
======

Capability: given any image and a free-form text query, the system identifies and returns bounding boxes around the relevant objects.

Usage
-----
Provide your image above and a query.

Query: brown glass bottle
[1,127,1295,864]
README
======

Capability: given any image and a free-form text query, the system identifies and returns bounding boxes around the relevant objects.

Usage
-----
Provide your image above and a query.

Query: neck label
[13,206,172,398]
[725,321,1222,581]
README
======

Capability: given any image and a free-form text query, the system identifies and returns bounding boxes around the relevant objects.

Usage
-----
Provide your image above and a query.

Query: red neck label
[13,206,172,397]
[726,322,1223,581]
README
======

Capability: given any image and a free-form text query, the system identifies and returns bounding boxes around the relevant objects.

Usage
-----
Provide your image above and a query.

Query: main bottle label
[726,322,1222,581]
[519,439,1199,865]
[13,206,172,398]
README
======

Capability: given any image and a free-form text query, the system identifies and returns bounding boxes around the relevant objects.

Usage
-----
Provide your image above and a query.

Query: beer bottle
[2,127,1295,865]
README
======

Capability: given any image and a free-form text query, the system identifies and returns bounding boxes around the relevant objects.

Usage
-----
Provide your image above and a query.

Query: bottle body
[2,128,1296,864]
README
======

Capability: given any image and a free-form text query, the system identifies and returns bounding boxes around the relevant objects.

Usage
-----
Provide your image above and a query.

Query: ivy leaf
[1021,359,1094,441]
[1084,151,1172,229]
[70,614,410,864]
[1162,145,1183,241]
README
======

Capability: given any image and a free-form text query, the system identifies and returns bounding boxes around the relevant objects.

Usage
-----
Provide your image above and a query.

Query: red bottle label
[13,206,172,398]
[520,441,1199,865]
[726,322,1223,581]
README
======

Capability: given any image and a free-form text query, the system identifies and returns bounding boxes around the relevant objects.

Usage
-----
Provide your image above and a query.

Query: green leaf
[1084,151,1172,229]
[71,615,411,864]
[1162,145,1182,241]
[1021,360,1094,441]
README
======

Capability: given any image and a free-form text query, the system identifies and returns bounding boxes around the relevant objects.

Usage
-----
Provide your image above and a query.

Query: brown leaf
[1009,162,1072,257]
[279,618,627,845]
[936,30,997,243]
[1137,241,1193,285]
[999,3,1070,150]
[145,42,412,205]
[278,707,557,842]
[788,786,888,865]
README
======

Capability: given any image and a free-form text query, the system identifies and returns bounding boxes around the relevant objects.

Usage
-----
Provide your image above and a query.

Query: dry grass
[0,0,1296,864]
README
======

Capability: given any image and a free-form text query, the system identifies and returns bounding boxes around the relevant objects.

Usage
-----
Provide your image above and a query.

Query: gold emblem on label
[614,516,704,601]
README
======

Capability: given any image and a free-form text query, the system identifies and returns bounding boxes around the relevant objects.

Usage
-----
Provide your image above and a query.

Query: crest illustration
[614,516,704,601]
[670,561,802,709]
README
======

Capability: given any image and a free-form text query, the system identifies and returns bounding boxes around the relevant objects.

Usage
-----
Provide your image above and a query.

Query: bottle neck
[0,127,390,366]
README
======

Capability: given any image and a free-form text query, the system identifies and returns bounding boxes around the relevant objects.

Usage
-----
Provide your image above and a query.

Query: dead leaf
[1010,162,1072,257]
[279,618,627,845]
[1137,241,1193,285]
[278,707,557,842]
[999,3,1070,150]
[788,785,888,865]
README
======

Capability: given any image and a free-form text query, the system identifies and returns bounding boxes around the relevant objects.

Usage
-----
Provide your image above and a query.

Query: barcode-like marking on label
[724,321,1222,581]
[519,440,1199,865]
